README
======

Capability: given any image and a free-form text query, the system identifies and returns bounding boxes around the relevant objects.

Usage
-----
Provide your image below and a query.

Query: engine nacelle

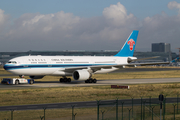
[73,70,91,81]
[127,57,132,63]
[29,76,44,79]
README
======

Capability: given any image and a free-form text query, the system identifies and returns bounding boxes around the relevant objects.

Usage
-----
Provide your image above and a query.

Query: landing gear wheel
[89,79,92,83]
[85,78,97,83]
[60,78,63,82]
[64,78,67,83]
[59,78,71,83]
[67,78,71,82]
[85,80,89,83]
[93,79,97,83]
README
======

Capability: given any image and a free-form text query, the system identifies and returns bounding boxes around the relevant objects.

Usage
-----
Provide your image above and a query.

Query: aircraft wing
[64,61,170,73]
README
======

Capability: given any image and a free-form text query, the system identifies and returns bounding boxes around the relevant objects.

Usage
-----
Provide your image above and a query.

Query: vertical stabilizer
[115,30,139,57]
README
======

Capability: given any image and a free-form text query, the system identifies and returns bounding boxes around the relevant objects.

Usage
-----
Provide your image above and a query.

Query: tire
[93,79,97,83]
[89,79,92,83]
[15,80,19,85]
[64,78,67,83]
[67,78,71,82]
[60,78,63,82]
[85,80,90,83]
[30,80,34,84]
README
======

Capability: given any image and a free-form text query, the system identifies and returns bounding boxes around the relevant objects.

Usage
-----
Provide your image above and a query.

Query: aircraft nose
[3,64,8,70]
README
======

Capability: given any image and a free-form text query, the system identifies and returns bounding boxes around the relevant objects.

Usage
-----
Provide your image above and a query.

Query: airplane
[3,30,169,83]
[171,57,179,63]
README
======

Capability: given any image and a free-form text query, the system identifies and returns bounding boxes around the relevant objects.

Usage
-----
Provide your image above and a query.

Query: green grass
[1,83,180,106]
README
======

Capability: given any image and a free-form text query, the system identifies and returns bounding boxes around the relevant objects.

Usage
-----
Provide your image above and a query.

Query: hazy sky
[0,0,180,53]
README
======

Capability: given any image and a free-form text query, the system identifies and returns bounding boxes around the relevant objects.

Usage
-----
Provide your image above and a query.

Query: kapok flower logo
[127,39,135,51]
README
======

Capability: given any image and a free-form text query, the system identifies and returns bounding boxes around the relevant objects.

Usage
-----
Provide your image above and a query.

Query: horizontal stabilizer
[130,56,160,62]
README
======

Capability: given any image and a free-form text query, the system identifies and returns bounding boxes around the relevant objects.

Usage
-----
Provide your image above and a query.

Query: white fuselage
[4,56,136,76]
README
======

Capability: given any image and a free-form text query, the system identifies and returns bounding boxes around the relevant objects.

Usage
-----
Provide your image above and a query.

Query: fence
[1,95,180,120]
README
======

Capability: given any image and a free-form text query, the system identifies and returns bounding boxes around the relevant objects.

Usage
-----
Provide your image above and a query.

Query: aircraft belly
[8,68,59,76]
[51,70,72,76]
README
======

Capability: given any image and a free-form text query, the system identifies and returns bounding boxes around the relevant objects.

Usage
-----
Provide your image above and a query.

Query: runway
[0,67,180,89]
[0,78,180,89]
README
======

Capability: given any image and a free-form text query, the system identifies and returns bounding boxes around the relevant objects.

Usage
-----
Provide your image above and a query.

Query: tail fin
[115,30,139,57]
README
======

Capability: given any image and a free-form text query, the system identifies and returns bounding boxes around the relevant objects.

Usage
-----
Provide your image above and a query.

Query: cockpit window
[7,61,17,64]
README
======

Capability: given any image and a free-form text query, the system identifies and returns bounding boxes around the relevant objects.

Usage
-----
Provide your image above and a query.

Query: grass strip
[1,83,180,106]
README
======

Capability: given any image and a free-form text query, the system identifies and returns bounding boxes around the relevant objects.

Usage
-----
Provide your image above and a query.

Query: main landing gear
[59,77,97,83]
[85,78,97,83]
[59,77,71,83]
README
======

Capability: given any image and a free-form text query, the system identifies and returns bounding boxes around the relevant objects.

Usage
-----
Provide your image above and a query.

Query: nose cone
[3,64,8,70]
[3,64,13,71]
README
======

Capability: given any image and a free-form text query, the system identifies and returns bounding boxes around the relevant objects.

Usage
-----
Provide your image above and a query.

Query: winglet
[115,30,139,57]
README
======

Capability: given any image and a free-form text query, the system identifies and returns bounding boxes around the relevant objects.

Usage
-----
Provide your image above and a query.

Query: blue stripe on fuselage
[4,64,116,70]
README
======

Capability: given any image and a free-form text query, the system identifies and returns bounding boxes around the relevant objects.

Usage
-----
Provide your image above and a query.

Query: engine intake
[73,70,91,80]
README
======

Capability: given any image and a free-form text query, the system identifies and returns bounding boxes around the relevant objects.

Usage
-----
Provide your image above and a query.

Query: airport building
[151,43,172,61]
[152,43,171,53]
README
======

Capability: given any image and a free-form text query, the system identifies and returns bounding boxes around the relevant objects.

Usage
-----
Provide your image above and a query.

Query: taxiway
[0,78,180,89]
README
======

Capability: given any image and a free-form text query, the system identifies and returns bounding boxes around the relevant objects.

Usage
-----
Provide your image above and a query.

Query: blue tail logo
[115,30,139,57]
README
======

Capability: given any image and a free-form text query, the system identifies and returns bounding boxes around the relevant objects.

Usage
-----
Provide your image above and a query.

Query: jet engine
[73,70,91,80]
[127,57,132,63]
[29,76,44,79]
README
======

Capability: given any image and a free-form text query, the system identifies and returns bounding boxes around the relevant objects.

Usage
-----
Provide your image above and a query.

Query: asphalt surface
[0,78,180,89]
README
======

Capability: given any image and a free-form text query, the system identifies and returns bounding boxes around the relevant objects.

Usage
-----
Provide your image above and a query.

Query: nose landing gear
[19,75,24,78]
